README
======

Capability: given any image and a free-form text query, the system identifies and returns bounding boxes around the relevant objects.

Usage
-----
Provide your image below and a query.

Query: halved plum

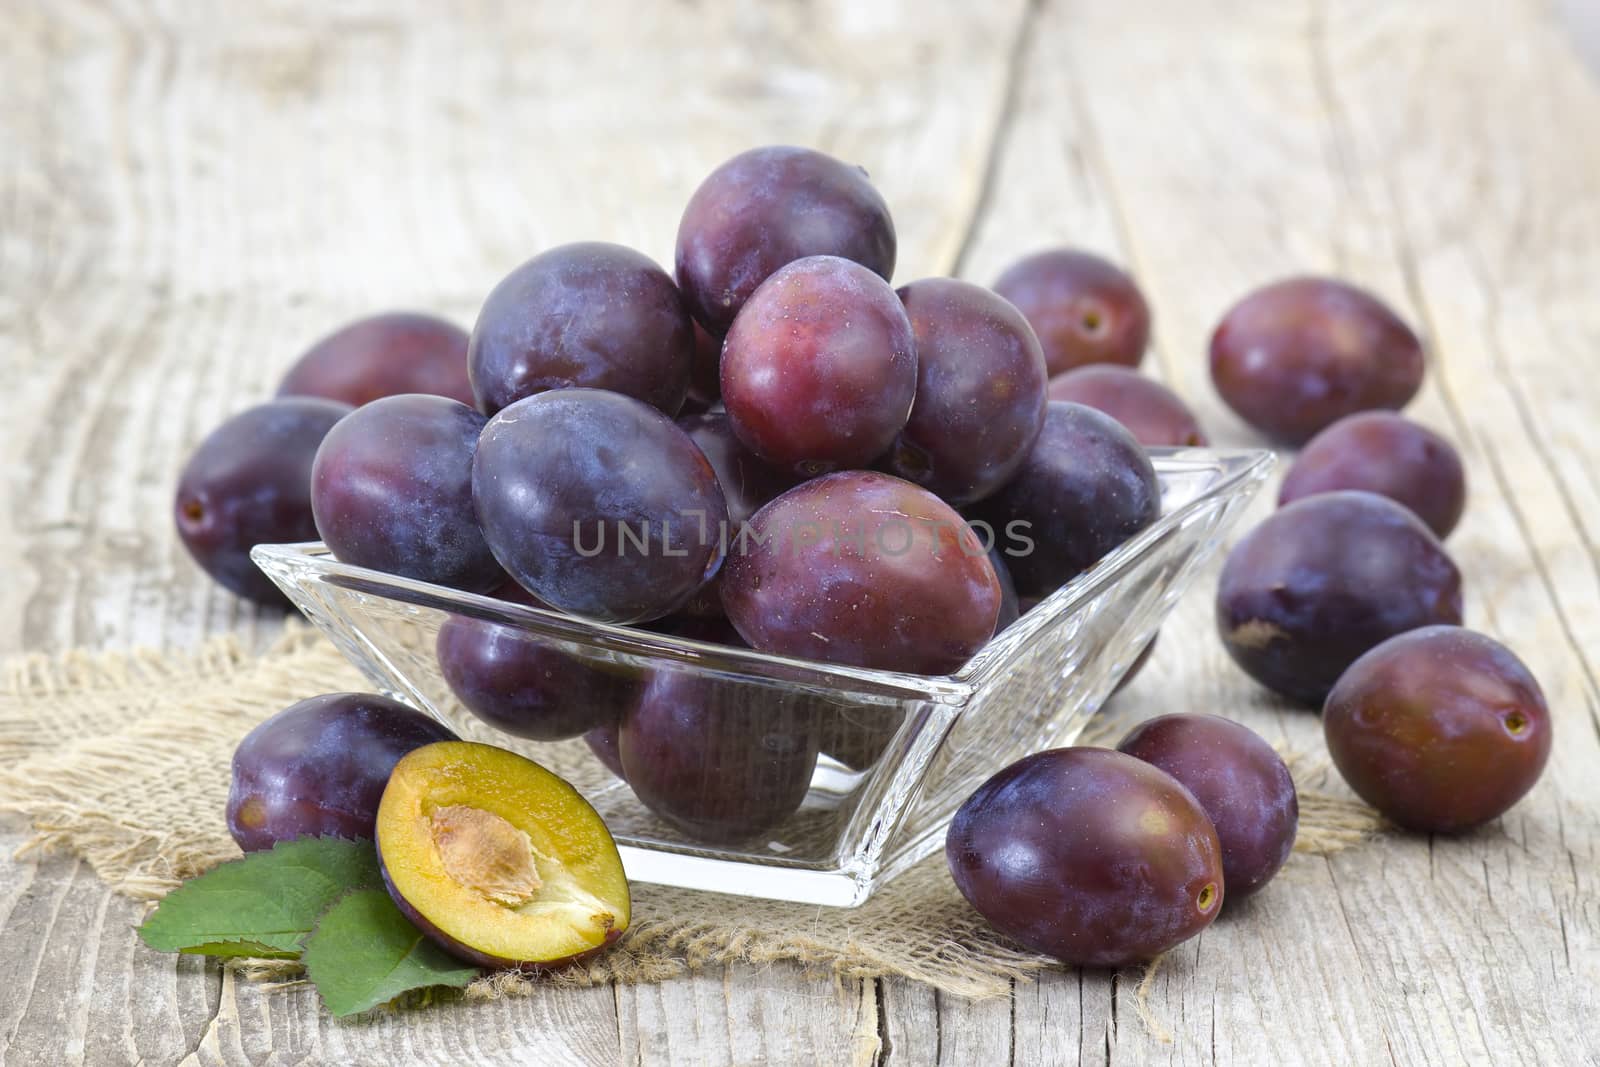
[376,741,630,970]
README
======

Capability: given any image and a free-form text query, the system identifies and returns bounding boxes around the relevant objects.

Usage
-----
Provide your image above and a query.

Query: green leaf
[139,837,382,958]
[303,889,481,1017]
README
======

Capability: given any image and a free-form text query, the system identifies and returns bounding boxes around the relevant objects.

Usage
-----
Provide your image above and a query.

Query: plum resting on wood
[1209,276,1425,444]
[992,249,1151,375]
[1278,411,1466,539]
[174,397,352,607]
[947,747,1223,967]
[1117,713,1297,900]
[1323,626,1551,833]
[277,312,473,408]
[1216,491,1463,705]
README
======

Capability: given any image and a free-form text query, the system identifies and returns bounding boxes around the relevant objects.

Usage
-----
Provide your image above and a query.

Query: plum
[686,321,724,410]
[720,255,916,474]
[584,724,625,781]
[1210,276,1424,444]
[1117,714,1297,900]
[310,394,504,592]
[720,471,1002,675]
[1046,365,1207,448]
[1216,491,1463,705]
[436,586,634,742]
[675,145,896,335]
[972,402,1160,599]
[468,242,694,417]
[992,249,1150,374]
[1279,412,1466,539]
[174,398,352,606]
[947,747,1223,967]
[377,741,630,969]
[619,675,820,844]
[677,411,798,529]
[472,389,729,624]
[1323,626,1551,833]
[227,692,457,851]
[618,618,820,842]
[887,277,1048,505]
[276,312,472,407]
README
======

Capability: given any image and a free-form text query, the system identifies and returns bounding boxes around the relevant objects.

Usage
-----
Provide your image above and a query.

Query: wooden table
[5,1,1598,1062]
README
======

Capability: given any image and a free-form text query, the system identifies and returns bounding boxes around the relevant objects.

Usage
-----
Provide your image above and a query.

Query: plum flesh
[1323,626,1551,833]
[227,692,457,851]
[377,741,630,969]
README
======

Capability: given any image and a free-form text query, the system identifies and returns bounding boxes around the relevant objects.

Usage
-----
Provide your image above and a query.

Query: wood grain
[3,0,1599,1063]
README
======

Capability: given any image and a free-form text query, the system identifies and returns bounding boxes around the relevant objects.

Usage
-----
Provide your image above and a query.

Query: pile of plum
[178,145,1551,974]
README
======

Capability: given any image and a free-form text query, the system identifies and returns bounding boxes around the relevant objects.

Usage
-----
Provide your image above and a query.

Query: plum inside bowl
[254,448,1271,907]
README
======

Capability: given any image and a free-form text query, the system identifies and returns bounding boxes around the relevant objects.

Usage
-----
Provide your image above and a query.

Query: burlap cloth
[0,624,1380,1001]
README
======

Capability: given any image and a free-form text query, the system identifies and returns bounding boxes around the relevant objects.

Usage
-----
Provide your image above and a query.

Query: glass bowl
[253,447,1270,906]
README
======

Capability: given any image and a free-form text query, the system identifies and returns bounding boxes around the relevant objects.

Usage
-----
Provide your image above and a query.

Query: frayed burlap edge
[0,629,1380,1007]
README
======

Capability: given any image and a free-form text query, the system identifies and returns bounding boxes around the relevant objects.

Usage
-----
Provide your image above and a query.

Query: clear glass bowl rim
[252,447,1273,706]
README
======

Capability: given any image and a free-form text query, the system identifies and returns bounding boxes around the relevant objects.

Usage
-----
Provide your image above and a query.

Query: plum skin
[619,674,821,844]
[310,394,505,593]
[435,589,634,742]
[1210,276,1425,444]
[972,402,1161,599]
[720,255,917,474]
[277,312,472,407]
[468,241,694,417]
[947,747,1223,967]
[992,249,1151,374]
[1216,490,1463,705]
[472,389,729,624]
[227,692,457,851]
[675,145,897,335]
[1279,411,1466,539]
[175,398,353,606]
[720,471,1002,675]
[1117,714,1298,900]
[1047,365,1207,448]
[677,411,798,529]
[888,277,1049,506]
[1323,626,1551,833]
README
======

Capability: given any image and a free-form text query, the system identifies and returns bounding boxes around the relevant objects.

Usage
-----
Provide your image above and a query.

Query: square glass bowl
[254,448,1270,907]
